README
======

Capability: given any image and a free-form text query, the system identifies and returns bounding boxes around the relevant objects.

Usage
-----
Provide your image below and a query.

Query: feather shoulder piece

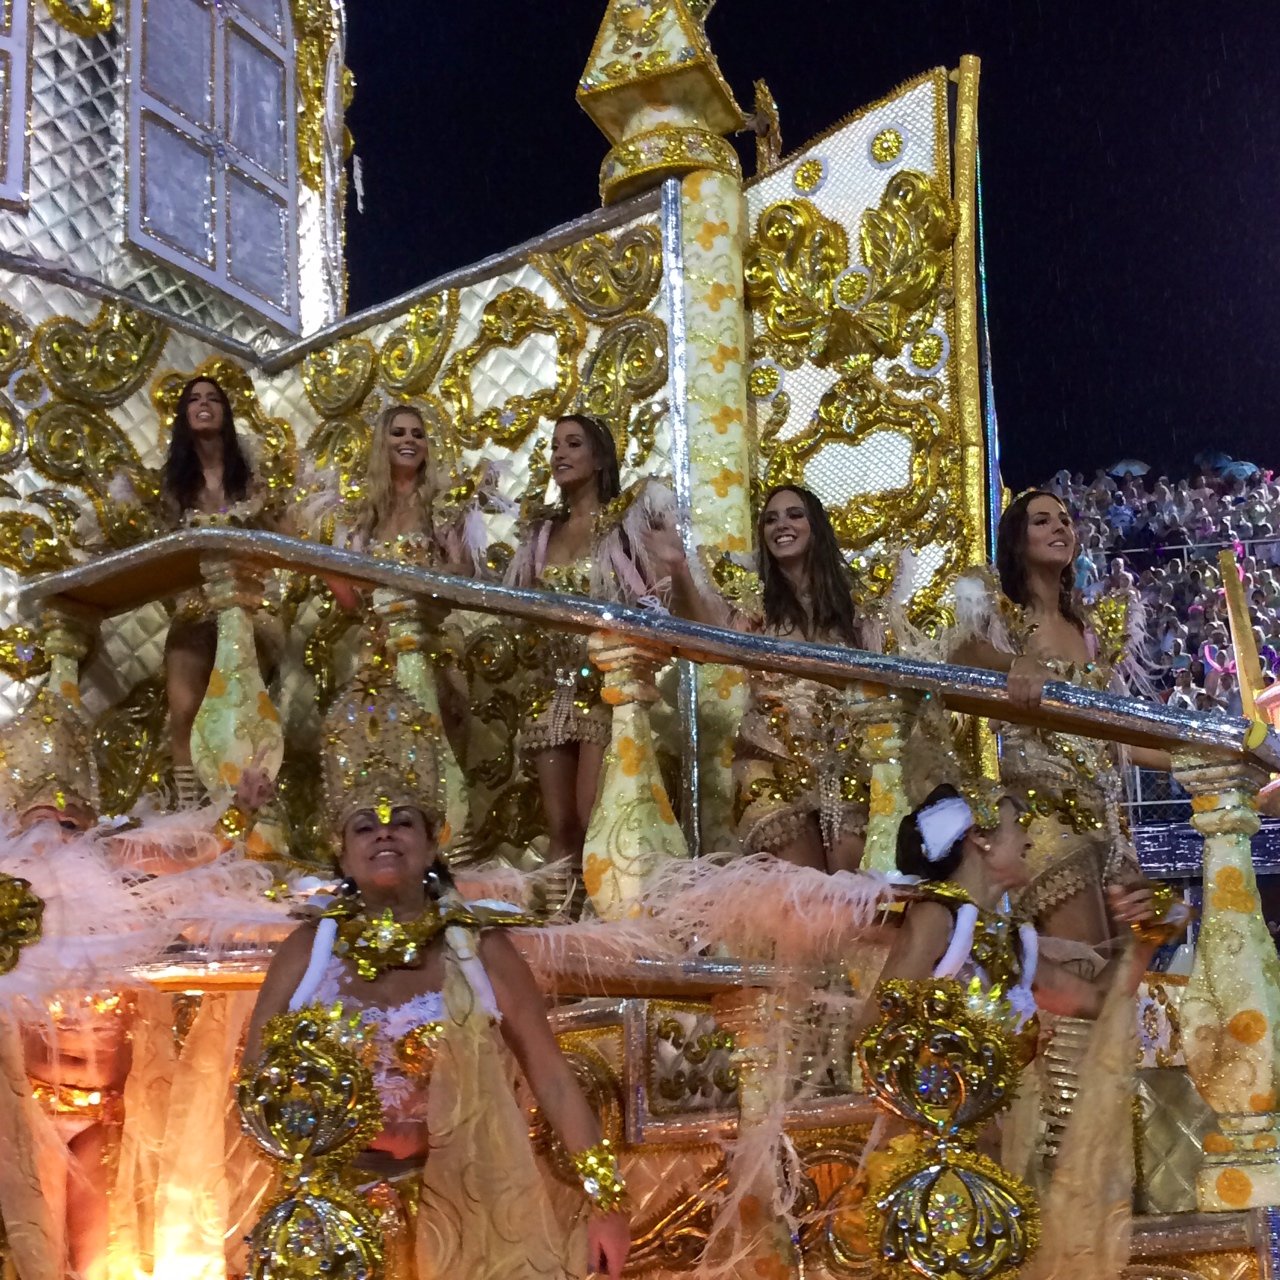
[950,566,1021,656]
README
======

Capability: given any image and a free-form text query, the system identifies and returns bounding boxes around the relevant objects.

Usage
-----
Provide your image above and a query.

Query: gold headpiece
[321,638,442,840]
[0,680,98,824]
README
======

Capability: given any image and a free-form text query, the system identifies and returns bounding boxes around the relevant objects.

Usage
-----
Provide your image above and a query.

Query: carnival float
[0,3,1276,1280]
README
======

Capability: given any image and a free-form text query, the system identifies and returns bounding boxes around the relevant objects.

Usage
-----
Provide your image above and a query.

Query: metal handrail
[17,526,1280,769]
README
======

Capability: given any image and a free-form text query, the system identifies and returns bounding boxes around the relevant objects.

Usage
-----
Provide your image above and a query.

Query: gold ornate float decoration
[0,874,44,975]
[859,976,1040,1280]
[238,1005,385,1280]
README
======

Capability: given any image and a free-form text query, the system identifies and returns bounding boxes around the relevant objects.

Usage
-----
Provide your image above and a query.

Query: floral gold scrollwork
[0,302,31,380]
[32,302,168,409]
[302,337,378,417]
[467,778,544,863]
[0,509,72,573]
[0,874,43,975]
[647,1002,738,1113]
[27,400,145,492]
[239,1006,384,1280]
[306,414,372,503]
[152,359,297,493]
[43,0,113,38]
[0,393,27,473]
[26,400,158,548]
[791,1129,878,1277]
[764,364,946,548]
[540,226,663,322]
[439,287,585,450]
[627,1164,727,1273]
[94,675,168,817]
[379,291,459,397]
[0,625,48,681]
[859,979,1040,1280]
[577,314,668,466]
[746,173,955,371]
[291,0,355,192]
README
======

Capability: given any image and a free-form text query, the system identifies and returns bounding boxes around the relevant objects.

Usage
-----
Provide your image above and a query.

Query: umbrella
[1108,459,1149,477]
[1220,459,1260,481]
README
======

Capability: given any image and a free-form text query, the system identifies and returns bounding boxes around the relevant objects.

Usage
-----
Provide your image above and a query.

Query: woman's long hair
[757,484,860,644]
[161,376,251,514]
[355,403,438,544]
[995,489,1084,629]
[554,414,621,506]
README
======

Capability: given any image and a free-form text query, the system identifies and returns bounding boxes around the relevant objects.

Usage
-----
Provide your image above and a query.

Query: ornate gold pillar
[582,634,688,919]
[577,0,750,853]
[370,589,467,851]
[848,685,916,875]
[710,987,798,1278]
[678,169,754,853]
[189,559,284,799]
[1174,754,1280,1209]
[38,602,96,704]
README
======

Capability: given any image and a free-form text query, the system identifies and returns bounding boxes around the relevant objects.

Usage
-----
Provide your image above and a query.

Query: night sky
[344,2,1280,491]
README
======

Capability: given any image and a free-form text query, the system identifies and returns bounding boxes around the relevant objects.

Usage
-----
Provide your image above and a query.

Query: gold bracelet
[571,1138,628,1214]
[1130,882,1192,946]
[216,803,253,840]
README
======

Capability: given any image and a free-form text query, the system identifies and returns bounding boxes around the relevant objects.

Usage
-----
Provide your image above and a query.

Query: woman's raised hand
[587,1213,630,1280]
[642,517,689,581]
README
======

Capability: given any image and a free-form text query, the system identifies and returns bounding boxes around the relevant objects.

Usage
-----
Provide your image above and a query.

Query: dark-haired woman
[647,484,882,872]
[243,657,629,1280]
[506,414,670,875]
[879,782,1185,1260]
[161,376,279,805]
[949,490,1169,949]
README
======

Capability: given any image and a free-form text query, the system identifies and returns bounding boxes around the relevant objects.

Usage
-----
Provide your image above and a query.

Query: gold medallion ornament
[859,899,1041,1280]
[328,897,538,981]
[238,1006,385,1280]
[43,0,114,38]
[0,874,44,975]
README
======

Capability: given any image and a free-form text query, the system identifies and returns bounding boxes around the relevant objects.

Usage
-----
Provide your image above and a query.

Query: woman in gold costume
[325,402,493,841]
[863,784,1186,1280]
[242,650,630,1280]
[647,484,880,871]
[885,783,1168,1005]
[949,490,1167,948]
[161,375,281,807]
[505,413,669,873]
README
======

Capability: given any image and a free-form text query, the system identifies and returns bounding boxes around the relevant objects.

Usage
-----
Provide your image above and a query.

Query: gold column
[710,988,798,1278]
[370,589,467,851]
[582,634,688,919]
[1174,754,1280,1209]
[38,602,96,702]
[189,559,284,799]
[849,686,916,875]
[681,169,753,852]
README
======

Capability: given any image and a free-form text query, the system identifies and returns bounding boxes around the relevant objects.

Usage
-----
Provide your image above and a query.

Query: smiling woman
[160,376,281,804]
[645,483,885,872]
[240,646,630,1279]
[504,413,672,892]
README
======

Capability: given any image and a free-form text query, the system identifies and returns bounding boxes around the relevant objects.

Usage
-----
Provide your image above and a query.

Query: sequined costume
[505,480,672,755]
[708,562,882,857]
[273,916,586,1280]
[165,482,286,666]
[950,570,1145,923]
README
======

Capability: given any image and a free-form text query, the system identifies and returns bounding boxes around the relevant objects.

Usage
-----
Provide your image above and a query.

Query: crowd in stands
[1043,454,1280,717]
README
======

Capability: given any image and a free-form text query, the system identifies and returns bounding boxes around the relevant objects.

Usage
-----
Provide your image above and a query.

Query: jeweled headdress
[0,680,99,824]
[321,640,442,839]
